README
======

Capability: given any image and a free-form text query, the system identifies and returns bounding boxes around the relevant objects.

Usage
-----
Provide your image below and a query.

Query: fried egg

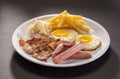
[75,35,101,50]
[51,29,78,42]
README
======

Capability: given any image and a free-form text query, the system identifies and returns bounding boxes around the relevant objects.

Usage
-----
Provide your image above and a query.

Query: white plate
[12,14,110,67]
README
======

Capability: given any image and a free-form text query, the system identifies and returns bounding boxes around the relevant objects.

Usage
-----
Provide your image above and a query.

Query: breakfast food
[75,35,101,50]
[51,29,78,42]
[47,10,90,34]
[19,10,101,64]
[19,33,57,61]
[53,43,85,64]
[27,20,51,35]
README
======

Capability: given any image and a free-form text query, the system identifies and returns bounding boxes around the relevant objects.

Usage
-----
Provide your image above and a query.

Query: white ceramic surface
[12,14,110,67]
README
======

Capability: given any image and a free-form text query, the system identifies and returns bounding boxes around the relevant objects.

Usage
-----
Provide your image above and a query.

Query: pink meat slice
[60,40,74,47]
[23,43,33,54]
[53,43,84,64]
[52,44,64,58]
[69,51,92,59]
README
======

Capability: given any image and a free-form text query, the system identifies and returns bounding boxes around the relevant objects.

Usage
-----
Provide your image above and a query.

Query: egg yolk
[52,29,69,36]
[79,35,92,43]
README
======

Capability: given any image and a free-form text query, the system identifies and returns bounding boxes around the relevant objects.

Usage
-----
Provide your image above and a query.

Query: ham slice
[53,43,84,64]
[52,44,64,58]
[60,40,74,47]
[69,51,92,59]
[52,41,74,58]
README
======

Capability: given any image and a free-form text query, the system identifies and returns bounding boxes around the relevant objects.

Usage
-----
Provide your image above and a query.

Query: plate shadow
[10,47,119,79]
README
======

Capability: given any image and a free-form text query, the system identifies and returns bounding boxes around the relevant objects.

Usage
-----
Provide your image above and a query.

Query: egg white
[75,35,101,50]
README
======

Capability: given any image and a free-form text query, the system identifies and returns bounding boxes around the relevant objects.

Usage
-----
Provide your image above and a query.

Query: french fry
[48,10,68,22]
[83,25,90,31]
[47,10,90,34]
[48,14,62,22]
[66,19,88,34]
[75,20,90,32]
[68,15,82,19]
[77,19,86,25]
[57,15,65,28]
[62,22,72,28]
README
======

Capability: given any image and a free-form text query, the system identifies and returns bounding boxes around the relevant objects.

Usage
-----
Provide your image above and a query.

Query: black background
[0,0,120,79]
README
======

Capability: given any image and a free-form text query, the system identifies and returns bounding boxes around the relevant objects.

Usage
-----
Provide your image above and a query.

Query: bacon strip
[23,43,33,54]
[19,38,26,46]
[53,43,84,64]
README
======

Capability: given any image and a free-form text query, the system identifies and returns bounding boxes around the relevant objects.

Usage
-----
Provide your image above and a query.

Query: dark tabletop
[0,0,120,79]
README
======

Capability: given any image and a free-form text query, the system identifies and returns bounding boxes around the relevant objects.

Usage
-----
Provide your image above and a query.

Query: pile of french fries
[47,10,90,34]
